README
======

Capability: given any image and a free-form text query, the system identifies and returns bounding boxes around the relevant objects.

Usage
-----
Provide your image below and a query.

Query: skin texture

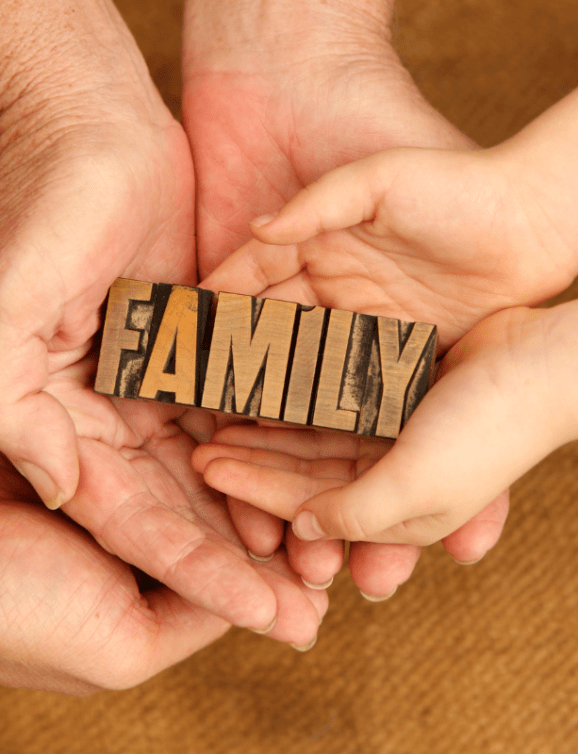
[193,92,578,553]
[0,0,327,693]
[0,454,229,695]
[182,0,511,597]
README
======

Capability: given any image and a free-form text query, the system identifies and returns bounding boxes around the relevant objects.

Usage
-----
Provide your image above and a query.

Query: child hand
[204,138,576,352]
[199,92,578,587]
[193,301,578,549]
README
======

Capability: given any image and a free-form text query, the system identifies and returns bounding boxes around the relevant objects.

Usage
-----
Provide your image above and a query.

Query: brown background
[3,1,578,752]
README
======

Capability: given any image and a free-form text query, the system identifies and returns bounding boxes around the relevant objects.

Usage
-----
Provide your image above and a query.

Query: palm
[183,41,502,594]
[2,102,324,646]
[0,453,229,694]
[183,46,472,279]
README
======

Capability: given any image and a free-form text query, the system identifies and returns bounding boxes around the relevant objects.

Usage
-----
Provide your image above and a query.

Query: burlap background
[2,1,578,752]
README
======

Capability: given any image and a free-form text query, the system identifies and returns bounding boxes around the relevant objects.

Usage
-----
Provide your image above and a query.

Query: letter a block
[95,278,438,439]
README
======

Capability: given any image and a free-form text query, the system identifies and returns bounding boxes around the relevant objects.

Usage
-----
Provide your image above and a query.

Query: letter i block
[95,278,437,439]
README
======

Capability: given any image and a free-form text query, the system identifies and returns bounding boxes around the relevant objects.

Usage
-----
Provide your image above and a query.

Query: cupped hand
[182,0,507,597]
[0,453,230,694]
[0,0,324,663]
[195,301,578,552]
[203,143,576,354]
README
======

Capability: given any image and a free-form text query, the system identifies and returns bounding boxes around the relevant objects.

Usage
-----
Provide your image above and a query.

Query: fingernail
[302,575,334,590]
[292,511,325,541]
[248,550,275,562]
[13,461,64,510]
[453,555,485,566]
[290,634,318,652]
[249,211,278,228]
[360,585,398,602]
[249,615,277,635]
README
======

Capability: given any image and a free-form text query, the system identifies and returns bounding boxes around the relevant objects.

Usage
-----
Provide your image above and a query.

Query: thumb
[0,328,79,510]
[248,151,406,244]
[1,395,79,510]
[291,307,575,545]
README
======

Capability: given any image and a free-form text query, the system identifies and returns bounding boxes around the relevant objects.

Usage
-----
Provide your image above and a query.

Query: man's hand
[0,454,229,695]
[0,0,325,676]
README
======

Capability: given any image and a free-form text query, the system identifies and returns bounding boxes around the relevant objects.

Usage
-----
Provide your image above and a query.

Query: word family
[95,278,437,439]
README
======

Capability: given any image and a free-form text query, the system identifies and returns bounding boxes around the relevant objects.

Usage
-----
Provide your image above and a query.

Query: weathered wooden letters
[95,278,438,439]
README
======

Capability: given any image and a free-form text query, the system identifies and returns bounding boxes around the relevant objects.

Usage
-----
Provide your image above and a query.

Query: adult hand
[0,454,228,694]
[182,0,505,598]
[0,0,325,670]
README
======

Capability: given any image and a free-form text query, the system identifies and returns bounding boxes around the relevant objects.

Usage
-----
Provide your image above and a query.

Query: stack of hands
[2,0,577,695]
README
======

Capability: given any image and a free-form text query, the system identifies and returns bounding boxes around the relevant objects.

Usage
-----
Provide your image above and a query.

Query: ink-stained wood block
[283,306,325,425]
[312,309,358,432]
[201,292,297,419]
[95,278,438,439]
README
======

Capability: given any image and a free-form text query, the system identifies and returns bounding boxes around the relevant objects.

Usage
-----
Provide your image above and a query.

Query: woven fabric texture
[2,1,578,752]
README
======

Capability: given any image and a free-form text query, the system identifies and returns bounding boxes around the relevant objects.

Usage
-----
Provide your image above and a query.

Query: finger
[291,311,566,545]
[227,496,285,560]
[193,441,358,481]
[177,406,219,445]
[0,391,79,511]
[200,237,302,298]
[0,325,79,509]
[202,456,345,521]
[285,525,345,589]
[66,438,278,633]
[348,542,421,600]
[251,548,327,647]
[196,441,347,587]
[210,424,389,463]
[248,151,395,244]
[442,490,510,565]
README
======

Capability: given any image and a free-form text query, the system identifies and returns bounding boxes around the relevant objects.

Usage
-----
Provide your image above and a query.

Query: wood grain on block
[283,305,326,425]
[339,313,375,413]
[201,292,297,419]
[94,278,153,395]
[374,319,436,438]
[312,309,358,432]
[95,278,437,438]
[139,285,199,404]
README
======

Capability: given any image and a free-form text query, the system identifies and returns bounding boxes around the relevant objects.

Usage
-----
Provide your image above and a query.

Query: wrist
[0,0,166,148]
[0,0,179,236]
[183,0,396,73]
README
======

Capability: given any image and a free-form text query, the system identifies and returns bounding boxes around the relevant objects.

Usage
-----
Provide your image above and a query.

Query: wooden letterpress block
[357,319,437,438]
[96,278,437,440]
[312,308,358,432]
[139,285,201,405]
[283,305,326,425]
[201,292,297,419]
[94,279,213,405]
[94,278,154,397]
